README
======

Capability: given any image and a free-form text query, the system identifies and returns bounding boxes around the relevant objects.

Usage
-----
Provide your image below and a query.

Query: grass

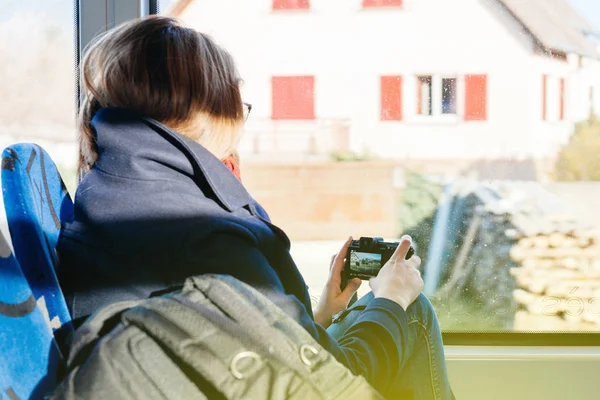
[430,295,506,332]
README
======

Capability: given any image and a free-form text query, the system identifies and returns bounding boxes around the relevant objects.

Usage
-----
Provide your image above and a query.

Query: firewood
[548,232,567,248]
[531,236,550,249]
[518,237,533,248]
[521,258,555,269]
[577,235,594,248]
[512,247,600,260]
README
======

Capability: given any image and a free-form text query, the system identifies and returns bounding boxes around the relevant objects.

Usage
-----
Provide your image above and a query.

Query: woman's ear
[222,154,242,182]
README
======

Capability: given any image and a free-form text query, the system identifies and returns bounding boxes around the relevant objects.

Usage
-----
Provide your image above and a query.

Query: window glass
[417,76,433,116]
[442,78,457,115]
[0,1,76,209]
[168,0,600,335]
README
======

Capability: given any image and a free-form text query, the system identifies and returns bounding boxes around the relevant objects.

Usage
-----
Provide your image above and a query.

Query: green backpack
[49,274,383,400]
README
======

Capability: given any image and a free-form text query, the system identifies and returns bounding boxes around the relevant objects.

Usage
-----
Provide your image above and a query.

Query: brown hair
[77,16,244,179]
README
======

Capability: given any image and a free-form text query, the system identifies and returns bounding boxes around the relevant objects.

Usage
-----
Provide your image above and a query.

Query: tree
[555,115,600,181]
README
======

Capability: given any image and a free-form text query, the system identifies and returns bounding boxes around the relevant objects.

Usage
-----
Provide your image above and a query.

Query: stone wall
[242,161,404,241]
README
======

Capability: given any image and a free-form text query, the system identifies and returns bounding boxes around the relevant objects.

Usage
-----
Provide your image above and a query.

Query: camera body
[341,237,414,290]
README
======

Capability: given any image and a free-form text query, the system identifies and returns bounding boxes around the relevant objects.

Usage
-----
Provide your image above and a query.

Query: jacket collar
[91,107,252,212]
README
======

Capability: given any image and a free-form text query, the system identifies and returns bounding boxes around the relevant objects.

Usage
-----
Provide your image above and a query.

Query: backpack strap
[185,275,384,400]
[66,300,143,370]
[183,275,329,373]
[121,295,305,399]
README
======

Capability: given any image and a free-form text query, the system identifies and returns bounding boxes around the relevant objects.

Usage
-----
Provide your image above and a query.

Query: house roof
[497,0,599,58]
[167,0,599,58]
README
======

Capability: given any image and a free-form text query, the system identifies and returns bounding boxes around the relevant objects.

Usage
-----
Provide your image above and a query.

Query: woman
[58,16,454,399]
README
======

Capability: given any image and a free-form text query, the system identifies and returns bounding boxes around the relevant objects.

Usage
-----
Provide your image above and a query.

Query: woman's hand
[313,237,362,328]
[370,235,423,310]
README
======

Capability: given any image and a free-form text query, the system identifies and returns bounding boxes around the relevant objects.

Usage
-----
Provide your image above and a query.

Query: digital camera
[341,237,414,289]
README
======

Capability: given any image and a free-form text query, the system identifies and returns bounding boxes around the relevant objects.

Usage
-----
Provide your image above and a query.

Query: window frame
[76,0,157,106]
[409,73,463,124]
[444,333,600,346]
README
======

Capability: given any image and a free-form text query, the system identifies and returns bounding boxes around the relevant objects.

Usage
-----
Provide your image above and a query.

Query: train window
[0,0,76,192]
[159,0,600,344]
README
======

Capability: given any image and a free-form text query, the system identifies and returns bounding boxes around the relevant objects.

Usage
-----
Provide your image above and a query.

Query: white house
[168,0,600,167]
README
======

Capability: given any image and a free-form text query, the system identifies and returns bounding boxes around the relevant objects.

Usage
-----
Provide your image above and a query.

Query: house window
[271,76,315,120]
[363,0,403,7]
[415,75,458,117]
[417,76,432,116]
[381,76,403,121]
[273,0,310,11]
[442,78,457,114]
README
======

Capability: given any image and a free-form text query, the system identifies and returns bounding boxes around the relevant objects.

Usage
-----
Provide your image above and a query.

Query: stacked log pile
[510,229,600,331]
[433,180,600,331]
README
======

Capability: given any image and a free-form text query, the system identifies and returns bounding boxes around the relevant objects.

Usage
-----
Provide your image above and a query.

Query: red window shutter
[464,74,487,121]
[273,0,310,10]
[381,76,402,121]
[542,75,548,121]
[416,79,422,115]
[272,76,315,120]
[363,0,403,7]
[560,78,565,121]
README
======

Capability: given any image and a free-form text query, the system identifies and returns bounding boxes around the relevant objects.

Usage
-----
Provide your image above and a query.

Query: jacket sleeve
[178,224,410,393]
[314,299,410,392]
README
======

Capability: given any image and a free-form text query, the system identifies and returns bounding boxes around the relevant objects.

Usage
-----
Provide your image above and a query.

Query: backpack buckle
[299,344,319,367]
[230,351,262,379]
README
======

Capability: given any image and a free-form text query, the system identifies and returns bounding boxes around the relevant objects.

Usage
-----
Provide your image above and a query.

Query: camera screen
[349,250,382,275]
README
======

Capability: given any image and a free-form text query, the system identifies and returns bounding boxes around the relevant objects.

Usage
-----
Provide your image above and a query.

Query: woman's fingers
[329,254,337,271]
[409,255,422,270]
[391,235,412,262]
[340,277,362,304]
[330,236,353,277]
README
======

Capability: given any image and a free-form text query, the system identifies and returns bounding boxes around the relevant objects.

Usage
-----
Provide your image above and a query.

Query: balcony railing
[238,118,351,162]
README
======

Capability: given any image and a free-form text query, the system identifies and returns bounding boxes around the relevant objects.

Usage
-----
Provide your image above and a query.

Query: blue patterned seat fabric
[1,143,74,331]
[0,230,62,399]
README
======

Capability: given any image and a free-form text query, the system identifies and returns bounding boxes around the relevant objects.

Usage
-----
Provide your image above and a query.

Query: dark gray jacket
[58,107,410,392]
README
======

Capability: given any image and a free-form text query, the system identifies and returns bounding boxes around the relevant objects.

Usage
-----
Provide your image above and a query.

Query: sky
[570,0,600,32]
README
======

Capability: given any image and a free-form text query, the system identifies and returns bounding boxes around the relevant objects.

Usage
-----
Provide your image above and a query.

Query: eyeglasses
[243,102,252,122]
